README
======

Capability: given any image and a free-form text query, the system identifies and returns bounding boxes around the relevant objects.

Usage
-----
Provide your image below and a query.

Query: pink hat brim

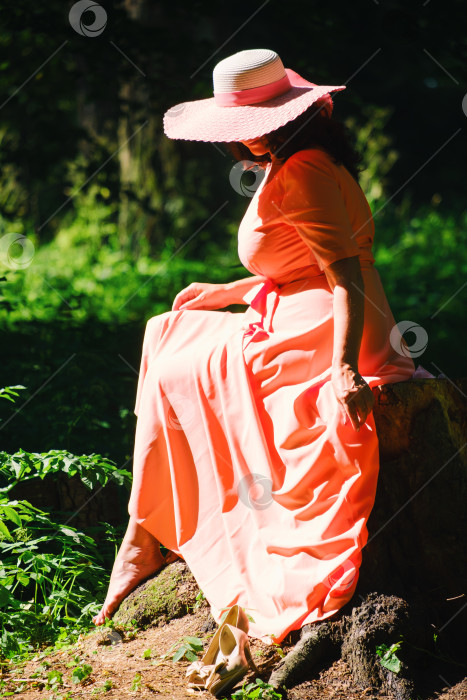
[163,68,346,142]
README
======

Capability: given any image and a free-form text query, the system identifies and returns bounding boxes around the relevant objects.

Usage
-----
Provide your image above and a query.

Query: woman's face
[241,137,270,156]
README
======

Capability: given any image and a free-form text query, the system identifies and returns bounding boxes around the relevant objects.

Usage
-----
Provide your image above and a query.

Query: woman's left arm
[324,255,375,431]
[277,149,375,429]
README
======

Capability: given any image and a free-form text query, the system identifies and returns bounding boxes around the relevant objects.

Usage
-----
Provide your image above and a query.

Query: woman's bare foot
[92,517,177,626]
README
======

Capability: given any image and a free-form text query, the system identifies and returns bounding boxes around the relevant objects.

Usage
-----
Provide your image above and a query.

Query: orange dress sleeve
[279,149,360,271]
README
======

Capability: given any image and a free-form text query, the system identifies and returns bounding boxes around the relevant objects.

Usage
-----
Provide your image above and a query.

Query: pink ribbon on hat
[214,74,292,107]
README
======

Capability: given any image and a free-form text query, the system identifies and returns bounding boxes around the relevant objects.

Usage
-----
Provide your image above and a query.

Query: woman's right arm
[224,275,268,304]
[172,275,267,311]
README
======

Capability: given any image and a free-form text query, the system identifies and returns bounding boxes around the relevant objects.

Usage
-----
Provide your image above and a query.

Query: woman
[93,49,415,644]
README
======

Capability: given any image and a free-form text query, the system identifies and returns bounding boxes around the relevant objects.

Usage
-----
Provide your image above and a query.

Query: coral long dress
[128,147,415,644]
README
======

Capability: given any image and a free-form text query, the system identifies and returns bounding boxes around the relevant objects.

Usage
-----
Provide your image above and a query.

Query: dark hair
[226,102,364,184]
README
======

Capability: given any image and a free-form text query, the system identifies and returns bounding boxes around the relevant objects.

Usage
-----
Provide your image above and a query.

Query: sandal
[186,604,250,692]
[206,623,260,697]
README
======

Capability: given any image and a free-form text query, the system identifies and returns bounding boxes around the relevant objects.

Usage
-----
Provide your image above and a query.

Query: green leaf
[0,520,11,540]
[47,669,63,687]
[379,652,401,673]
[71,664,93,684]
[376,642,402,674]
[130,673,141,691]
[172,646,187,662]
[1,506,22,527]
[59,526,82,542]
[184,636,204,650]
[0,586,14,606]
[16,573,29,586]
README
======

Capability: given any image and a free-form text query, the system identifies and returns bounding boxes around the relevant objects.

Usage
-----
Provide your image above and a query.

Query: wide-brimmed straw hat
[163,48,346,143]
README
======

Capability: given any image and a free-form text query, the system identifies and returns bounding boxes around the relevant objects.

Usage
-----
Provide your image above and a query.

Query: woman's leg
[92,515,176,625]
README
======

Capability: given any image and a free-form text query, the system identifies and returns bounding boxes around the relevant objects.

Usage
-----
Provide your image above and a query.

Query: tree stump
[112,560,201,628]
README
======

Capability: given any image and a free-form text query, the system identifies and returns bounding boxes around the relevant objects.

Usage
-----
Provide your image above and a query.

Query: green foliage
[0,319,142,463]
[346,105,399,209]
[0,392,122,661]
[376,641,403,674]
[46,669,63,690]
[374,205,467,373]
[193,590,205,611]
[71,664,93,684]
[231,678,285,699]
[0,203,240,325]
[0,494,110,659]
[92,679,113,694]
[0,385,25,404]
[0,449,132,493]
[130,673,142,691]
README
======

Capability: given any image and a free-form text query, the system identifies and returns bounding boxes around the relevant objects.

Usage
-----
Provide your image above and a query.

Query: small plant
[154,636,204,664]
[376,641,403,674]
[71,663,93,684]
[231,678,285,699]
[269,636,285,659]
[142,648,152,659]
[130,672,142,691]
[92,679,113,694]
[193,589,205,610]
[46,669,63,690]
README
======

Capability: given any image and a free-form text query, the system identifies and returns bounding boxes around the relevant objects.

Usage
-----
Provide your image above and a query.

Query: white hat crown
[213,49,287,94]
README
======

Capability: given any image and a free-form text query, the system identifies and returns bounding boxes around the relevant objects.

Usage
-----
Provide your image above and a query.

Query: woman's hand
[331,363,375,431]
[172,282,235,311]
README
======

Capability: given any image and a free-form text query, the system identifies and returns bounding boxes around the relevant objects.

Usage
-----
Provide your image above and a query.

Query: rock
[113,561,200,628]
